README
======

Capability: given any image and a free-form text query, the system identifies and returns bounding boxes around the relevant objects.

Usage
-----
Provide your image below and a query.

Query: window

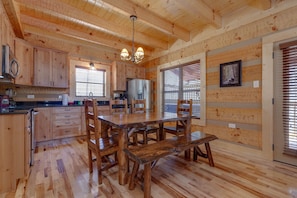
[75,66,106,97]
[161,61,200,117]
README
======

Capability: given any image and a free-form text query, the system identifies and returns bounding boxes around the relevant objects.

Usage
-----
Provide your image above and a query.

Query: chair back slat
[176,99,192,129]
[84,99,101,142]
[131,99,146,113]
[110,99,128,114]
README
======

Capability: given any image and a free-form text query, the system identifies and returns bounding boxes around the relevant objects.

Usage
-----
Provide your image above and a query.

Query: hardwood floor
[2,137,297,198]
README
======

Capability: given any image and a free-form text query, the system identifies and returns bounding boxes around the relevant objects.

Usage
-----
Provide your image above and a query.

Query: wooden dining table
[98,112,192,185]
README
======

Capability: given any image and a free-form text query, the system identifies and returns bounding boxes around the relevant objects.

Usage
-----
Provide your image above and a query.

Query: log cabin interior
[1,0,297,197]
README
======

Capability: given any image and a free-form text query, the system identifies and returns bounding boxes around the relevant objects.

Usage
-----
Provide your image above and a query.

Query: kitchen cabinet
[14,38,34,85]
[35,107,52,142]
[34,47,69,88]
[112,61,126,91]
[126,64,145,79]
[52,107,81,139]
[0,113,29,193]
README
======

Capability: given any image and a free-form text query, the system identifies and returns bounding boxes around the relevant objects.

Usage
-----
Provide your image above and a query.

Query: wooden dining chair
[131,99,159,144]
[84,99,118,184]
[109,99,128,114]
[164,99,193,137]
[108,99,128,136]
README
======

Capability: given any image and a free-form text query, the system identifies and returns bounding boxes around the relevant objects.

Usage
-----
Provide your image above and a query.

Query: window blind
[281,44,297,156]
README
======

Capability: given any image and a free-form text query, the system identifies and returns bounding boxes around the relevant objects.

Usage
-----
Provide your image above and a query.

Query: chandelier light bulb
[120,48,131,61]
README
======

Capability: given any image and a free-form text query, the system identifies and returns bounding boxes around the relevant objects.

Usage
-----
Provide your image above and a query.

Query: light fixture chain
[132,15,135,62]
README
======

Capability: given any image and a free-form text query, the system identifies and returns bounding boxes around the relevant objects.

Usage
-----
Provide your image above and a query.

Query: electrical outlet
[228,123,236,128]
[27,94,35,99]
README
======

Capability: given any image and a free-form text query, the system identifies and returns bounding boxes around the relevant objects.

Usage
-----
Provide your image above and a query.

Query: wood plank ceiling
[2,0,271,63]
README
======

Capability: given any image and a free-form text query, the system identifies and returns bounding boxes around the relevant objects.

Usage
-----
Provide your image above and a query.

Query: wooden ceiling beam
[2,0,24,38]
[101,0,190,41]
[15,0,167,49]
[21,16,152,56]
[175,0,222,29]
[249,0,271,10]
[23,25,118,53]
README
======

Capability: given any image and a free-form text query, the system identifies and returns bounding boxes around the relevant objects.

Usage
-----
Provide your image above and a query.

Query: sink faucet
[88,92,93,98]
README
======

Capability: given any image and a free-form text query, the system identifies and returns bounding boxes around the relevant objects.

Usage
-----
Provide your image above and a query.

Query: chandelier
[120,15,144,64]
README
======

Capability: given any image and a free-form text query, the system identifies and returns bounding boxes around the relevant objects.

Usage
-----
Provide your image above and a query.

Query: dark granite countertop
[0,100,110,115]
[0,109,32,115]
[15,100,109,109]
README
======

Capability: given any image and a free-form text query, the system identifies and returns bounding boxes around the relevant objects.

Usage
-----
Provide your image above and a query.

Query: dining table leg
[118,128,128,185]
[143,163,151,198]
[184,117,192,160]
[159,123,164,140]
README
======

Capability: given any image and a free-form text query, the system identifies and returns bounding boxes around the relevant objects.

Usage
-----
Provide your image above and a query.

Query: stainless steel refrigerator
[127,79,152,111]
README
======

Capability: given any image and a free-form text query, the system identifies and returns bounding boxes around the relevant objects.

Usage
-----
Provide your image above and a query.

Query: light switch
[253,80,259,88]
[228,123,236,128]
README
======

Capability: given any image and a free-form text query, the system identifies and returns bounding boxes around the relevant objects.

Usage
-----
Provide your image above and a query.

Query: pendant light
[120,15,144,64]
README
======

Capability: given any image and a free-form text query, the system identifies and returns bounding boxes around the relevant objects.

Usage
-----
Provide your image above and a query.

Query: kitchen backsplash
[0,84,68,101]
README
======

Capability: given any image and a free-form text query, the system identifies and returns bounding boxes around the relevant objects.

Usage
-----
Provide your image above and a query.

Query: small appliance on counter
[0,95,9,112]
[62,94,68,106]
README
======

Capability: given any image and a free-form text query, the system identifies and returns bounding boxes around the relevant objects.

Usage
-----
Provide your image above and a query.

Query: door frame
[262,26,297,162]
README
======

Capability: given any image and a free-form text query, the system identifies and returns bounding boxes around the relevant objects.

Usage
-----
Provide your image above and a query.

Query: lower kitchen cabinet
[35,107,52,142]
[52,107,81,139]
[0,113,30,193]
[35,105,109,142]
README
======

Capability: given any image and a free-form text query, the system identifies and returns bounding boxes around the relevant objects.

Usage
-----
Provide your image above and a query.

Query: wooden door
[14,39,33,85]
[35,108,52,142]
[34,48,52,87]
[52,51,69,88]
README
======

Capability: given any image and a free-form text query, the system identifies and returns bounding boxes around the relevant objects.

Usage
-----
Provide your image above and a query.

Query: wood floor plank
[1,137,297,198]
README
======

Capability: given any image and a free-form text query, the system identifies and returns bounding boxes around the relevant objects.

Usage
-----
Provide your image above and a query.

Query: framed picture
[220,60,242,87]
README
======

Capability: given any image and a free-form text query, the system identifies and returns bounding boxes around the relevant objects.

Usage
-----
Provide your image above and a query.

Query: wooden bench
[124,131,218,198]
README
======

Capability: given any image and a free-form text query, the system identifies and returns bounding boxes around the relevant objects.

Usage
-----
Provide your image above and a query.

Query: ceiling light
[120,15,144,64]
[89,62,95,70]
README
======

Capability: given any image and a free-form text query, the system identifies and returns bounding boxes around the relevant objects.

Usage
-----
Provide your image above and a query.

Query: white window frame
[157,52,206,126]
[75,66,106,97]
[69,60,111,101]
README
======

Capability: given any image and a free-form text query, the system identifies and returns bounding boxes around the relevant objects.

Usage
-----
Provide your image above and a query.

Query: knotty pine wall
[144,2,297,157]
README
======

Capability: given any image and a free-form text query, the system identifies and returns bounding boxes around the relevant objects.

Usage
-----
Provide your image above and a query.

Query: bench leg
[143,163,152,198]
[129,161,140,190]
[193,144,215,167]
[205,142,214,167]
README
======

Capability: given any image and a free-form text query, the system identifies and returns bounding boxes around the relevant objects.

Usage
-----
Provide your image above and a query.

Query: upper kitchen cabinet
[126,65,145,79]
[34,47,69,88]
[112,61,126,91]
[14,39,33,85]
